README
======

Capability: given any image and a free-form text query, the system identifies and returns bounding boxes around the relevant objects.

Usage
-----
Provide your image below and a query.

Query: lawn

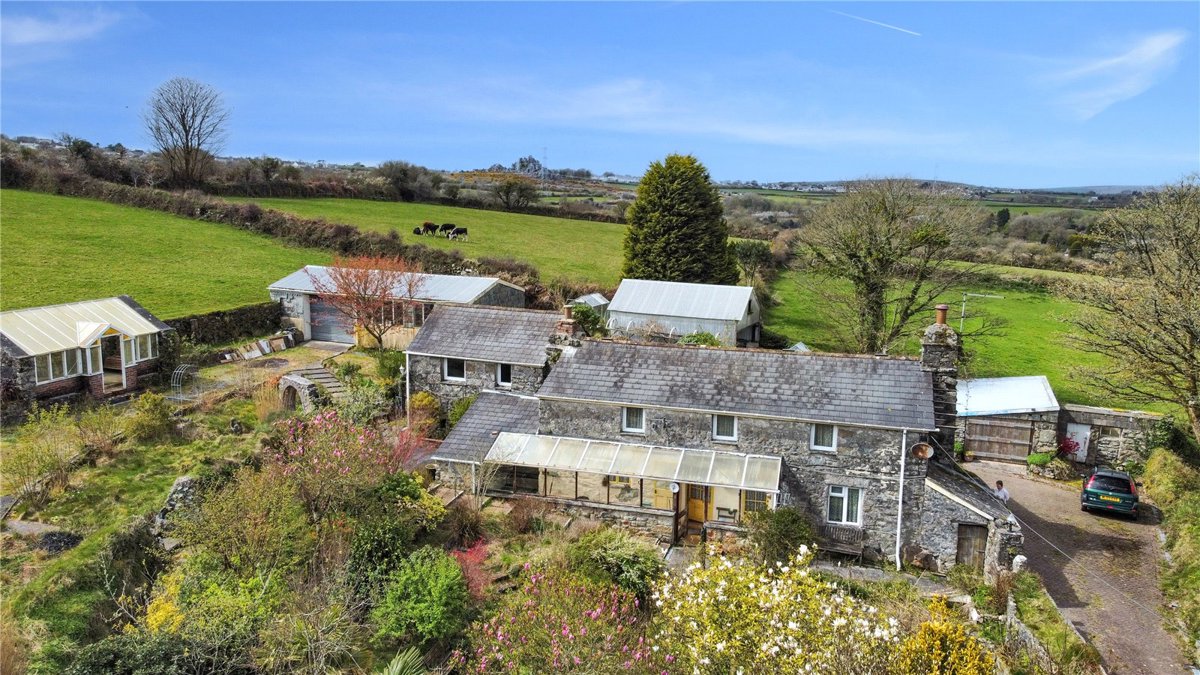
[0,190,329,319]
[764,268,1146,409]
[228,197,628,286]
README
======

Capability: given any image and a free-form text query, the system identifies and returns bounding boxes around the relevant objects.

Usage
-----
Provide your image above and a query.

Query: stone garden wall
[165,301,284,345]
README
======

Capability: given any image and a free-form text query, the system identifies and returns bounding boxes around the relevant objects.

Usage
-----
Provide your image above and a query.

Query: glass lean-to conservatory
[481,432,782,532]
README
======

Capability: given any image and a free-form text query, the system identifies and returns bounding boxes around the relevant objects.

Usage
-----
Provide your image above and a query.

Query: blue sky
[2,2,1197,187]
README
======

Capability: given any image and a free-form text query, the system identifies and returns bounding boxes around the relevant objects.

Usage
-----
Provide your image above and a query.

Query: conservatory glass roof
[484,432,782,493]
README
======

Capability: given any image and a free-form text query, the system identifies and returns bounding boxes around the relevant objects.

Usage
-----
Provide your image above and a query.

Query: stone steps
[291,367,348,401]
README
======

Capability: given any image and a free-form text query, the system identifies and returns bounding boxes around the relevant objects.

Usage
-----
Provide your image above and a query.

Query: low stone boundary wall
[164,302,283,345]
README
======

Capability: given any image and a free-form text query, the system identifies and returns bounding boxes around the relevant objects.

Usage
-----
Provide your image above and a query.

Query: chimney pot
[935,304,949,325]
[562,305,574,321]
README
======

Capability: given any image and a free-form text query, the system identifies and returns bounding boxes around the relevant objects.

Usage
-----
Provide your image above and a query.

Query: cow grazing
[421,222,439,235]
[449,227,469,241]
[412,227,423,236]
[438,223,456,235]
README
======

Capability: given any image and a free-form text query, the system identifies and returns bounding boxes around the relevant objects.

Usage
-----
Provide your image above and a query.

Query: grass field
[1,190,329,319]
[763,268,1145,409]
[229,197,628,286]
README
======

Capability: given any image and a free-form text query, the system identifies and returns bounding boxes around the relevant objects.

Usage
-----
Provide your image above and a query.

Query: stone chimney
[550,305,581,345]
[921,304,960,453]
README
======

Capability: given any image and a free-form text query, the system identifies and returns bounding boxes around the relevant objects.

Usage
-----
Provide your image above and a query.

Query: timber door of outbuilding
[965,417,1035,463]
[956,524,988,572]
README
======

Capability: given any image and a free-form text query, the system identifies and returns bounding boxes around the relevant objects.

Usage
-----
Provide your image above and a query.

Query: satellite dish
[669,482,681,494]
[910,443,935,460]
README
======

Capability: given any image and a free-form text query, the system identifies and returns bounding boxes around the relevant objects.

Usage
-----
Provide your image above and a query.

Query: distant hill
[1033,185,1153,195]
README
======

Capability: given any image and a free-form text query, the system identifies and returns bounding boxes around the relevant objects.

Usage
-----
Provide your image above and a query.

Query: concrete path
[970,461,1190,674]
[4,519,62,537]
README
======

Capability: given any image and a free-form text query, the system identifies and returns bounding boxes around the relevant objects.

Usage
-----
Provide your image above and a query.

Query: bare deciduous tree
[1064,177,1200,440]
[797,178,986,354]
[144,77,230,187]
[307,257,426,353]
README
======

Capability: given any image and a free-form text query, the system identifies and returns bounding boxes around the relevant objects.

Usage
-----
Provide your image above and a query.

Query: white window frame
[827,485,863,526]
[712,414,738,442]
[443,358,466,382]
[496,363,513,388]
[811,423,838,452]
[622,406,645,434]
[32,349,87,384]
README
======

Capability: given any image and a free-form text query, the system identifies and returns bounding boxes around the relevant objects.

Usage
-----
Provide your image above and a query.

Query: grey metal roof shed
[268,265,522,304]
[957,376,1060,417]
[608,279,753,322]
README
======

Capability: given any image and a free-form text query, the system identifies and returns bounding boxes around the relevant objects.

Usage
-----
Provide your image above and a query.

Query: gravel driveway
[970,461,1190,674]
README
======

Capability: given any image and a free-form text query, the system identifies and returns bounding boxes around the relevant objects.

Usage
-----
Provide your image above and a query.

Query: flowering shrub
[896,597,994,674]
[649,546,898,673]
[566,528,663,601]
[453,569,652,672]
[268,411,406,518]
[453,540,491,602]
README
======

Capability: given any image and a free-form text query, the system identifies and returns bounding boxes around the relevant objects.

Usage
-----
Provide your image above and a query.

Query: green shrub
[408,391,442,438]
[758,327,790,350]
[64,631,205,675]
[1025,451,1055,466]
[348,516,418,600]
[571,303,608,337]
[76,404,126,458]
[332,361,363,382]
[377,351,406,386]
[1143,448,1200,652]
[566,527,664,600]
[505,495,552,535]
[447,394,477,430]
[124,392,175,442]
[1,404,80,505]
[175,467,315,576]
[370,546,469,646]
[254,582,362,674]
[747,506,814,564]
[678,331,721,346]
[337,378,391,424]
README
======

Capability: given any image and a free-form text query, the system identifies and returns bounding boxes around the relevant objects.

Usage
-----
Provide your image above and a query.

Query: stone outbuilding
[268,265,525,346]
[957,375,1158,467]
[1,296,172,420]
[606,278,762,346]
[405,304,575,413]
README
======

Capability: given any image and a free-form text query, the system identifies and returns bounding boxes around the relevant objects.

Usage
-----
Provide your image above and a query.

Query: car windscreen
[1089,476,1132,494]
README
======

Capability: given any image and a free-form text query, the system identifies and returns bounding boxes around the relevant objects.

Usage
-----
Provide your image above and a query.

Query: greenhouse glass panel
[709,453,746,489]
[518,436,560,465]
[489,432,530,463]
[642,447,683,480]
[552,438,589,469]
[611,444,650,477]
[676,449,715,484]
[577,441,619,473]
[743,456,782,492]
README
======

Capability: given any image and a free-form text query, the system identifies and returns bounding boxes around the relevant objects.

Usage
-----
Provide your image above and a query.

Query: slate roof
[0,296,170,357]
[608,279,753,322]
[407,305,561,366]
[958,376,1059,417]
[433,392,540,464]
[268,265,521,304]
[537,340,936,430]
[926,461,1011,520]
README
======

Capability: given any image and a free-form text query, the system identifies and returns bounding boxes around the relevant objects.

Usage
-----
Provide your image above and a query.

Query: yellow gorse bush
[896,597,994,675]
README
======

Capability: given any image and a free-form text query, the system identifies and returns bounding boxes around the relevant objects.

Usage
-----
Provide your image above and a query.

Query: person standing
[994,480,1010,504]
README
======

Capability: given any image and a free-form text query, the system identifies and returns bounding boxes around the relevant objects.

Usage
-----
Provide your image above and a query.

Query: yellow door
[687,485,708,522]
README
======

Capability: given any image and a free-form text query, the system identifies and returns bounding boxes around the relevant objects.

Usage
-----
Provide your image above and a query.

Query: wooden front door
[687,485,708,523]
[956,524,988,571]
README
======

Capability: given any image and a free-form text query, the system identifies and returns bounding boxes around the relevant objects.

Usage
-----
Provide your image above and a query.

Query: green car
[1080,468,1139,518]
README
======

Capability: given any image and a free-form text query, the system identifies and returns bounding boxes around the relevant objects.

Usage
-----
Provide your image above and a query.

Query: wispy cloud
[828,10,921,37]
[1044,31,1188,119]
[1,7,120,47]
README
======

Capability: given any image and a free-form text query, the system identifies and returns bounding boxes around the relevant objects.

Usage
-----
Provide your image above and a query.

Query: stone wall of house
[408,353,544,408]
[912,486,992,573]
[921,319,960,453]
[270,290,309,337]
[0,350,36,423]
[536,398,929,561]
[1062,405,1158,468]
[165,302,284,345]
[473,283,527,308]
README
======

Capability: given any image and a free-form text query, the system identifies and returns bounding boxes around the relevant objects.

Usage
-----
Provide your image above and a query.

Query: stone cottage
[405,304,575,413]
[0,296,173,420]
[434,307,1020,575]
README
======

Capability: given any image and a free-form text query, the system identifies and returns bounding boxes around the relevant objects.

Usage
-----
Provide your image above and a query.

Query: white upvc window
[496,363,513,388]
[87,345,102,375]
[622,406,645,433]
[34,354,52,383]
[443,358,466,382]
[827,485,863,525]
[811,423,838,452]
[134,334,159,362]
[121,338,135,366]
[32,349,85,384]
[712,414,738,442]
